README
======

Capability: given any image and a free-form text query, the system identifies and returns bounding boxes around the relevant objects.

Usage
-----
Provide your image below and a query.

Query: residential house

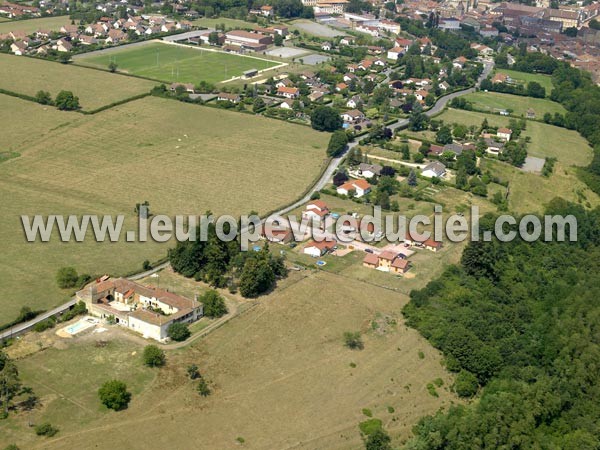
[484,138,505,154]
[56,39,72,52]
[302,200,330,222]
[497,127,512,141]
[358,163,382,178]
[337,179,372,197]
[10,40,27,55]
[340,109,365,123]
[491,73,510,84]
[387,46,404,61]
[303,240,336,257]
[217,92,240,103]
[346,95,362,109]
[259,223,293,243]
[77,278,203,342]
[277,86,300,99]
[362,251,410,274]
[106,29,126,44]
[321,41,332,51]
[452,56,468,69]
[421,161,447,178]
[404,231,442,252]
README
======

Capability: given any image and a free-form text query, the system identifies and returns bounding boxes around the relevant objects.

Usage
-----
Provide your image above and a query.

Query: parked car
[364,248,374,253]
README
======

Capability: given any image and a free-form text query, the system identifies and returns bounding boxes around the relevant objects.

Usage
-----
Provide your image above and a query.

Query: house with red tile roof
[303,239,336,257]
[337,179,372,197]
[77,278,203,342]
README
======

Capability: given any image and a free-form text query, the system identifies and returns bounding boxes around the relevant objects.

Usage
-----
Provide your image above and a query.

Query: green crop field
[462,92,566,118]
[0,53,157,111]
[0,95,328,325]
[77,42,282,84]
[493,68,554,94]
[437,108,593,166]
[0,15,70,33]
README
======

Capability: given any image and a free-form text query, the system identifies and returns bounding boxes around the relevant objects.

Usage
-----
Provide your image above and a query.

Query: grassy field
[191,17,260,30]
[462,91,566,118]
[0,15,70,34]
[436,108,593,166]
[0,271,459,449]
[0,53,157,111]
[77,42,281,84]
[481,159,599,214]
[0,95,329,325]
[494,68,554,94]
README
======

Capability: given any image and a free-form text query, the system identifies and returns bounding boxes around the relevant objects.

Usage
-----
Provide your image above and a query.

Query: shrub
[35,90,53,105]
[167,322,191,342]
[98,380,131,411]
[56,267,78,289]
[35,423,58,437]
[201,290,228,318]
[197,378,211,396]
[343,331,364,350]
[187,364,200,380]
[33,318,55,332]
[142,260,152,270]
[365,428,392,450]
[4,444,20,450]
[54,90,80,111]
[362,408,373,417]
[358,418,382,436]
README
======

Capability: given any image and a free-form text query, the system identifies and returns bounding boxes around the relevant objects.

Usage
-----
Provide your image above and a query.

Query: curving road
[0,62,493,341]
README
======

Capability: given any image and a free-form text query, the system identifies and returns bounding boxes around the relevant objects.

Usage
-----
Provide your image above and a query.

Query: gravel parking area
[265,46,309,59]
[301,54,331,65]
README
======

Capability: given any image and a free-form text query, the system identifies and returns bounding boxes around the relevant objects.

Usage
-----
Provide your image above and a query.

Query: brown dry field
[1,271,460,449]
[0,95,328,324]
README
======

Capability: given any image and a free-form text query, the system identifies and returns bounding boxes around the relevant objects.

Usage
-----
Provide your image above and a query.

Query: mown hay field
[0,15,70,34]
[0,95,328,324]
[0,53,157,110]
[462,91,566,118]
[1,271,459,449]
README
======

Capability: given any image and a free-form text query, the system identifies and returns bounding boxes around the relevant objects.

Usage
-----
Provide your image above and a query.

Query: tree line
[403,199,600,448]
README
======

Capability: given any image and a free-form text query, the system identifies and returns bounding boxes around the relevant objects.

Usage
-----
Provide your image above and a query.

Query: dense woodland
[403,199,600,449]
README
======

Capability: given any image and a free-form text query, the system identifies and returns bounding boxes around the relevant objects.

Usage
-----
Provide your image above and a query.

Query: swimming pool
[316,260,327,266]
[64,318,96,335]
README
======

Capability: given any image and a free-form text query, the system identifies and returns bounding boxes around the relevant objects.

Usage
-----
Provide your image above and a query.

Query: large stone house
[77,278,203,342]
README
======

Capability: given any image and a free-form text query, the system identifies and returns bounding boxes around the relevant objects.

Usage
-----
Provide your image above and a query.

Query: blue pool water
[316,260,327,266]
[66,321,87,334]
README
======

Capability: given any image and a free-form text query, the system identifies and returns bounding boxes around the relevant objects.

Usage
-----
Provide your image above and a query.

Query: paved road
[1,62,493,341]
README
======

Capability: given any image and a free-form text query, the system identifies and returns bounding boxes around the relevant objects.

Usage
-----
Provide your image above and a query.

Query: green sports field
[77,42,281,84]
